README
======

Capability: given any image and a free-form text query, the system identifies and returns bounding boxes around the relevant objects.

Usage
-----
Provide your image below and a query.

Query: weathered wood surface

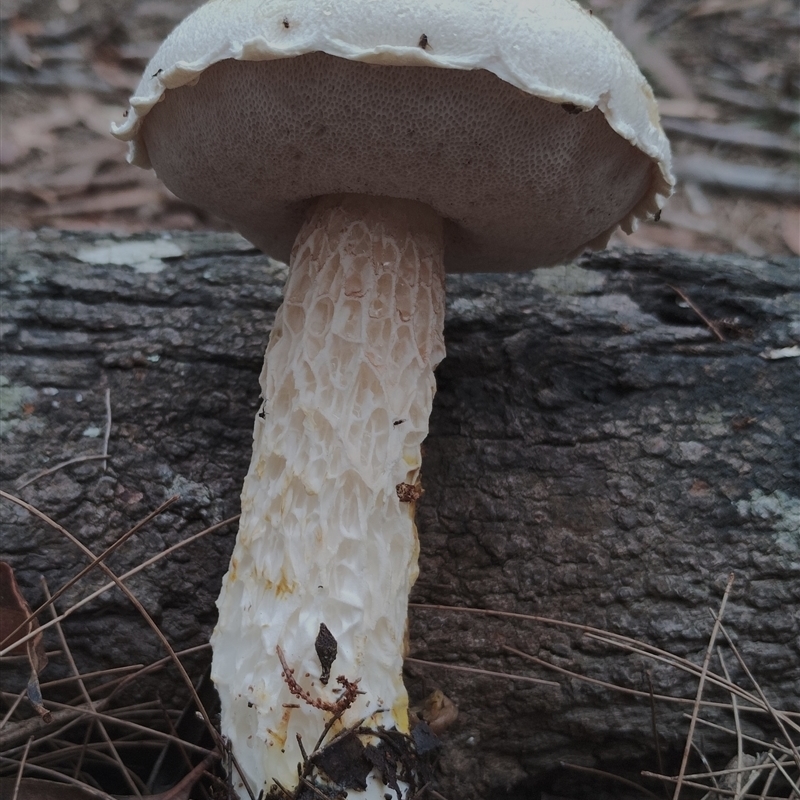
[1,229,798,798]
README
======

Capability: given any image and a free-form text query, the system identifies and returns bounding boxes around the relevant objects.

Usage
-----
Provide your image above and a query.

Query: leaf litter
[1,480,797,797]
[411,587,800,799]
[1,0,798,254]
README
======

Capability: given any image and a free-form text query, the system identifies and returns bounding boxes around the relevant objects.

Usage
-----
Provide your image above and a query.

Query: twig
[310,706,354,754]
[158,753,219,800]
[1,704,183,752]
[580,630,794,724]
[299,776,331,800]
[717,648,744,795]
[74,718,94,783]
[40,663,144,691]
[0,502,236,653]
[270,779,293,799]
[643,770,791,799]
[276,645,360,714]
[295,733,308,765]
[758,755,780,800]
[646,670,668,797]
[412,785,453,800]
[690,740,719,793]
[698,753,777,800]
[13,738,165,765]
[0,494,179,651]
[687,716,793,757]
[697,80,799,118]
[15,388,113,488]
[0,689,26,731]
[412,603,800,719]
[718,623,800,762]
[734,753,772,800]
[16,454,110,490]
[673,573,735,799]
[229,748,256,800]
[147,697,195,793]
[690,0,772,19]
[561,761,662,800]
[502,645,750,712]
[661,117,799,156]
[405,657,559,688]
[25,744,150,780]
[0,755,117,799]
[768,745,800,784]
[11,736,33,800]
[42,577,143,796]
[668,285,726,342]
[411,789,451,800]
[0,650,60,664]
[687,760,775,780]
[673,155,800,200]
[102,388,111,472]
[2,696,195,755]
[0,494,250,794]
[0,695,109,752]
[5,697,214,754]
[103,645,210,705]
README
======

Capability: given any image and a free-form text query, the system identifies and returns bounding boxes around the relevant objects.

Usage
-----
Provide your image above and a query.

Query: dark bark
[1,229,798,798]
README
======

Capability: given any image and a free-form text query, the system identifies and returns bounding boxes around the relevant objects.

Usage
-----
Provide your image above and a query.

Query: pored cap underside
[113,0,674,272]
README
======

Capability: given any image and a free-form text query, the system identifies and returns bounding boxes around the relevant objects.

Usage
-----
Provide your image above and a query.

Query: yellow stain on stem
[266,704,294,750]
[262,568,297,597]
[391,694,410,734]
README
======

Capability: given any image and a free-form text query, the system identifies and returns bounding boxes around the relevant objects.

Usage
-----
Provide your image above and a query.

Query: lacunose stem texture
[211,194,446,798]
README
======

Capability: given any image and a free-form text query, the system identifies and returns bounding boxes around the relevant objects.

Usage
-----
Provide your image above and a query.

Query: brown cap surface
[113,0,673,272]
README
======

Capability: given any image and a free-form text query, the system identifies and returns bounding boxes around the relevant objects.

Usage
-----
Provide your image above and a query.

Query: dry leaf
[92,58,141,91]
[717,753,763,793]
[659,207,717,235]
[662,117,799,156]
[781,208,800,255]
[691,0,770,17]
[1,562,33,656]
[415,689,459,735]
[0,561,50,722]
[655,98,719,120]
[30,187,164,217]
[3,95,124,167]
[674,155,800,199]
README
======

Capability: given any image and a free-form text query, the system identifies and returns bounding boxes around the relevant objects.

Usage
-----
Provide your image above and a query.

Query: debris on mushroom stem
[315,623,338,686]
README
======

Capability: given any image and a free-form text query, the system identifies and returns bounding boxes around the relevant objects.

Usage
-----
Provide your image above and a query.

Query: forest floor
[1,3,799,798]
[1,0,798,256]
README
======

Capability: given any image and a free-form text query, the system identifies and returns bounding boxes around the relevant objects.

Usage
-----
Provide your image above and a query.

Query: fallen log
[1,229,798,798]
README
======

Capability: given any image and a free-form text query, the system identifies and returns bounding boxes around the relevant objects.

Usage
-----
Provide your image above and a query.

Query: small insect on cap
[112,0,673,273]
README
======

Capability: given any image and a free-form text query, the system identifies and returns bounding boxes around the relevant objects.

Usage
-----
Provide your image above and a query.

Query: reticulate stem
[212,194,446,798]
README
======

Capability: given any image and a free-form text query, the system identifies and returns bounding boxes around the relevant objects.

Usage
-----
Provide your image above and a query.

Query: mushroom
[112,0,673,797]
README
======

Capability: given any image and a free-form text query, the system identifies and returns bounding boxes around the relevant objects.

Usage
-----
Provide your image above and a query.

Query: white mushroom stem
[211,194,446,798]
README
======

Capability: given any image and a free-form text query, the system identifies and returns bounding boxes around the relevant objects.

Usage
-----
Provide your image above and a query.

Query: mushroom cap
[113,0,673,272]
